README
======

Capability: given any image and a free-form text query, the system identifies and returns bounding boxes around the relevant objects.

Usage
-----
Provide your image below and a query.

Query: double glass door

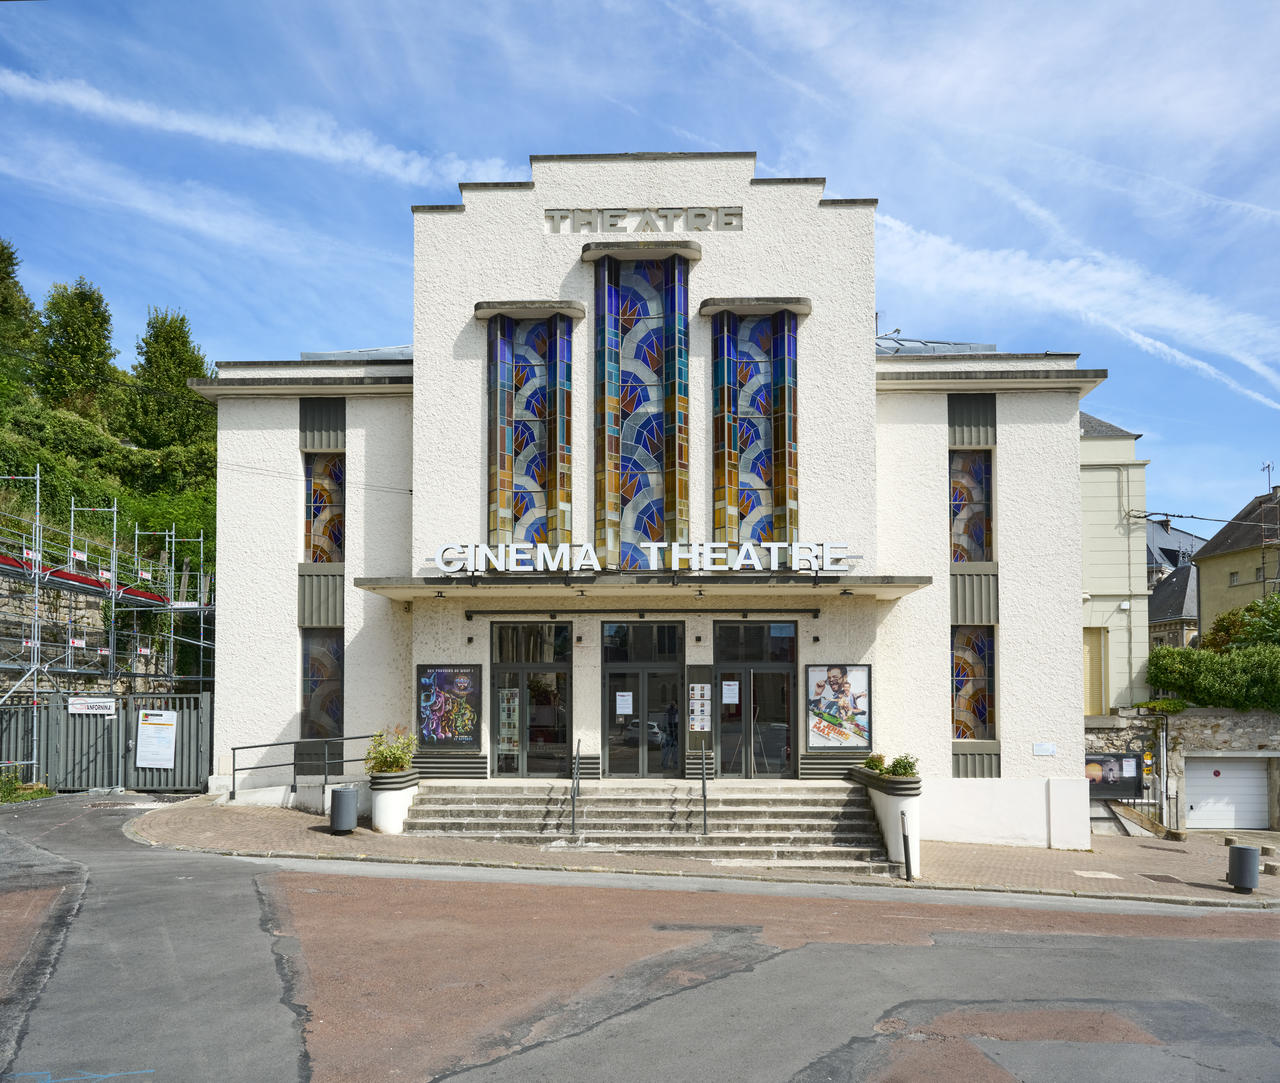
[602,622,684,778]
[715,669,793,778]
[713,621,797,779]
[493,623,571,777]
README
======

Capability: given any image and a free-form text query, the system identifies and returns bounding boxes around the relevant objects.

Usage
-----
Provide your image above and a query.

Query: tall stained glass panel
[711,309,797,549]
[301,629,344,740]
[596,255,689,569]
[950,450,992,562]
[489,313,572,546]
[951,624,994,740]
[305,452,345,562]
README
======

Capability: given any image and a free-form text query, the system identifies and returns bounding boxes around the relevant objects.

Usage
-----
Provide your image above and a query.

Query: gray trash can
[1227,844,1260,893]
[330,785,358,835]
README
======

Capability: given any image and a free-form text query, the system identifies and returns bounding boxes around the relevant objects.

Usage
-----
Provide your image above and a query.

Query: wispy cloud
[0,137,400,267]
[877,213,1280,411]
[0,68,522,187]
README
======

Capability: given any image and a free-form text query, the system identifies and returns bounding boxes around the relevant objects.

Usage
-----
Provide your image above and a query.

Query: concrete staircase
[402,780,902,877]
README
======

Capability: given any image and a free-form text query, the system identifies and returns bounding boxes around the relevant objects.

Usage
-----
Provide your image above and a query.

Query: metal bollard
[1227,844,1260,894]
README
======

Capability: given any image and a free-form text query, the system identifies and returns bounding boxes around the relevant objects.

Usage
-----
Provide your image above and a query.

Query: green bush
[0,770,53,803]
[1147,644,1280,712]
[862,752,885,773]
[885,754,920,777]
[1134,698,1188,714]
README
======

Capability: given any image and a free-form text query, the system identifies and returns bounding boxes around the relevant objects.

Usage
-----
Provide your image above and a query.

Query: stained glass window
[712,310,797,548]
[489,313,572,546]
[951,624,994,740]
[595,255,689,569]
[950,450,992,562]
[301,629,343,740]
[305,452,345,562]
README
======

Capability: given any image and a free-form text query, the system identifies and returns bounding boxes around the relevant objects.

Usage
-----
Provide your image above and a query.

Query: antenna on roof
[1264,461,1274,489]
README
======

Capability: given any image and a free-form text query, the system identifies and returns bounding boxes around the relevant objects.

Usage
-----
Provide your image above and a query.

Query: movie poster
[805,664,871,750]
[417,664,481,750]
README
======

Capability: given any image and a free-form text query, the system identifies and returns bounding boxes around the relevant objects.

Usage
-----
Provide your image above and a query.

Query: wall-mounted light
[576,635,583,643]
[434,591,445,599]
[695,588,704,599]
[695,635,702,643]
[812,635,820,643]
[466,636,474,645]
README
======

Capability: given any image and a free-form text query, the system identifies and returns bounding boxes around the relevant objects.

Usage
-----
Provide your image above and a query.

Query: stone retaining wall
[1085,708,1280,830]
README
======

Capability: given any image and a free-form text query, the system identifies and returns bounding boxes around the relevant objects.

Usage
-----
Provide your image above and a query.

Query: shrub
[364,727,417,773]
[862,752,885,773]
[885,754,920,777]
[1147,644,1280,712]
[1134,698,1188,715]
[0,770,54,803]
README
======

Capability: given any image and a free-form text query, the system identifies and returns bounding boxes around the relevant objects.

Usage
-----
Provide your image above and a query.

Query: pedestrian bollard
[330,785,358,835]
[1227,844,1260,894]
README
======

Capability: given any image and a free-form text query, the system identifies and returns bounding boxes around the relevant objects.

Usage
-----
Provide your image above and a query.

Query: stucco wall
[343,395,413,743]
[213,396,302,773]
[1197,549,1267,633]
[873,391,951,775]
[997,392,1084,779]
[412,159,878,575]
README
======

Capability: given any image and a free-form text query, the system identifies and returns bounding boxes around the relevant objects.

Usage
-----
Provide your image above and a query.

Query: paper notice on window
[722,681,739,705]
[1122,758,1138,777]
[615,691,633,715]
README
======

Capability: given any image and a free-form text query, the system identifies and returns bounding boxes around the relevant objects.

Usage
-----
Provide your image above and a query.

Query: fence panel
[0,699,37,783]
[123,692,211,792]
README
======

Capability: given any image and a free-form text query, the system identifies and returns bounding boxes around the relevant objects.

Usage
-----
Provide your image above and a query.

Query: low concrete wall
[214,777,372,818]
[921,777,1090,850]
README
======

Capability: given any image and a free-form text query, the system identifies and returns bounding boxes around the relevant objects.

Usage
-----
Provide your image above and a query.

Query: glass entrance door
[714,622,796,779]
[602,622,685,778]
[715,670,793,777]
[492,623,572,778]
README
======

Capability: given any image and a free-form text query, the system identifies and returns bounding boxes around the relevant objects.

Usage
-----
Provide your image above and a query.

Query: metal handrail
[700,747,708,835]
[230,732,379,800]
[570,738,581,835]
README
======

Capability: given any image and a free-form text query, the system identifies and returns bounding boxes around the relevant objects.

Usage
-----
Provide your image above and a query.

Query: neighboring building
[1079,413,1149,716]
[1194,485,1280,633]
[195,151,1107,849]
[1149,564,1198,649]
[1147,519,1205,589]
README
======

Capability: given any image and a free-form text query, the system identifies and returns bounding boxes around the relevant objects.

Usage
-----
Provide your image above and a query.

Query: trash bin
[1227,844,1260,894]
[330,785,358,835]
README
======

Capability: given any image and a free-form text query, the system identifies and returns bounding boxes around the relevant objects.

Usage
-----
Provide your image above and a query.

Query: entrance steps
[402,781,902,877]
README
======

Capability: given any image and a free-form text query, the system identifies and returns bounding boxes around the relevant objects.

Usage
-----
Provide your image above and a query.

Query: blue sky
[2,0,1277,530]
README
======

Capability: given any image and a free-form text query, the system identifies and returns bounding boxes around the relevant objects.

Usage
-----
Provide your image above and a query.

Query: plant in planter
[365,726,419,834]
[852,750,922,878]
[365,727,417,774]
[884,753,919,777]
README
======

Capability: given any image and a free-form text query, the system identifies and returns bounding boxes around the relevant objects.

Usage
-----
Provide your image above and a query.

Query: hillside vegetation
[0,237,215,562]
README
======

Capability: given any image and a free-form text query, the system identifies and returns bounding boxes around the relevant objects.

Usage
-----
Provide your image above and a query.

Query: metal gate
[0,692,212,792]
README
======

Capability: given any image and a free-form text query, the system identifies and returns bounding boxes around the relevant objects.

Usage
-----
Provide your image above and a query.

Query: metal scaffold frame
[0,465,215,758]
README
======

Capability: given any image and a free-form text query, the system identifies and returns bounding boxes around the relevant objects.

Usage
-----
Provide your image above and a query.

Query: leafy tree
[1237,591,1280,648]
[1201,606,1248,653]
[128,307,214,449]
[39,276,118,412]
[0,238,39,403]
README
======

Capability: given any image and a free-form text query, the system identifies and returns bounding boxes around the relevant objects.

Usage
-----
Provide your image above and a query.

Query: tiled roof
[1195,488,1280,560]
[1080,412,1140,438]
[1150,564,1197,623]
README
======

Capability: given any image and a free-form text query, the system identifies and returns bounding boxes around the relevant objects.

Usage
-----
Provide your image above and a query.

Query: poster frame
[804,662,872,752]
[416,663,483,751]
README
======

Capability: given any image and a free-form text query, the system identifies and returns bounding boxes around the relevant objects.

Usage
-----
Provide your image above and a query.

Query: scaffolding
[0,466,214,723]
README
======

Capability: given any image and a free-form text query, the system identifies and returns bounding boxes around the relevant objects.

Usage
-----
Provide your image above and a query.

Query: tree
[128,307,215,449]
[0,238,39,402]
[1201,593,1280,652]
[39,276,118,412]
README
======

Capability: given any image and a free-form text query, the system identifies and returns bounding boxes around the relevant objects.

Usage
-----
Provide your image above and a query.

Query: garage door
[1186,758,1270,830]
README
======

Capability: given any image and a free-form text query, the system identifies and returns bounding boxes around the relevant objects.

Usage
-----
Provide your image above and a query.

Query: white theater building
[199,151,1105,849]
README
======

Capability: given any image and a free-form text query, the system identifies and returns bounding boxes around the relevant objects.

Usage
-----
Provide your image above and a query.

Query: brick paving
[128,795,1280,908]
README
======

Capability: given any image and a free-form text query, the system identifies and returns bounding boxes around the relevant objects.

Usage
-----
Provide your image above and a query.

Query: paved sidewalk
[125,794,1280,908]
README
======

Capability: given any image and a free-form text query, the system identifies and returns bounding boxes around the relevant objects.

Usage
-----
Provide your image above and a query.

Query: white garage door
[1186,758,1270,830]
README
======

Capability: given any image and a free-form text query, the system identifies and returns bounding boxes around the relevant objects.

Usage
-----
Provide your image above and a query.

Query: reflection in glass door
[602,622,684,778]
[492,623,572,777]
[714,622,796,779]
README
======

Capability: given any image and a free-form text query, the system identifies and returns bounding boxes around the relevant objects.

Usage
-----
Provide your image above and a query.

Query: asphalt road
[2,796,1278,1082]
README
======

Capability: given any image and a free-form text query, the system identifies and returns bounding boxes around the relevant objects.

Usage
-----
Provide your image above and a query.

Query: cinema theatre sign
[435,541,856,574]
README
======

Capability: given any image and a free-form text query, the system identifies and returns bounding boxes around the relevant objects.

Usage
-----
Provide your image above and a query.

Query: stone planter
[368,768,419,834]
[850,766,923,878]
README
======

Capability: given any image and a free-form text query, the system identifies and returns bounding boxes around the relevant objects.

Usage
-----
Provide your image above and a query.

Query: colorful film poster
[805,663,871,750]
[416,664,481,750]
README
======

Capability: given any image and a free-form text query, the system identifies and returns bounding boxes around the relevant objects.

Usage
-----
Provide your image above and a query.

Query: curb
[126,820,1280,910]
